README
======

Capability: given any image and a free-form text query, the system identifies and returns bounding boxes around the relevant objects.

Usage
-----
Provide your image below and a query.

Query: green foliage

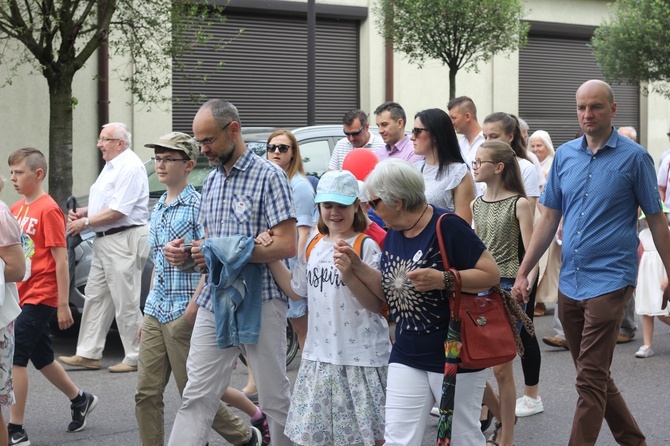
[374,0,529,98]
[0,1,229,107]
[592,0,670,98]
[0,0,233,206]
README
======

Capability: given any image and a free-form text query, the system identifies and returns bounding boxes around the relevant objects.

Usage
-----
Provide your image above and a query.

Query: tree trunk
[449,68,457,100]
[46,75,75,210]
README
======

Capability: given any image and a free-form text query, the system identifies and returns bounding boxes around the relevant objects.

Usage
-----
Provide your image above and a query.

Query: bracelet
[443,270,455,291]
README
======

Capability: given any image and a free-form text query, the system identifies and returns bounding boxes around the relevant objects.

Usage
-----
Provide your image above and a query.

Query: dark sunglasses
[267,144,291,153]
[369,197,382,209]
[412,127,428,137]
[344,125,365,137]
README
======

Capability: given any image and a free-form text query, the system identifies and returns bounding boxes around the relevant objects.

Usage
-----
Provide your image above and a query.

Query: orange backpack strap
[352,233,369,257]
[305,233,324,261]
[306,233,369,261]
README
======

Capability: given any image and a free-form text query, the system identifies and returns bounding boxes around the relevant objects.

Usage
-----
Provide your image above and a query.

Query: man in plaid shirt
[165,100,297,446]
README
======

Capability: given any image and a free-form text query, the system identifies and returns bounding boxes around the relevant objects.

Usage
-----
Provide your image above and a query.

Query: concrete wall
[0,46,170,207]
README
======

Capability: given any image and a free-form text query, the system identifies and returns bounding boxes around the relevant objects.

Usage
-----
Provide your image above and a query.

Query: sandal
[534,302,546,317]
[480,404,493,432]
[487,421,502,445]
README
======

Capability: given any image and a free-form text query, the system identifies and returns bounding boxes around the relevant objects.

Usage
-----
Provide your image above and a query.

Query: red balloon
[342,149,379,181]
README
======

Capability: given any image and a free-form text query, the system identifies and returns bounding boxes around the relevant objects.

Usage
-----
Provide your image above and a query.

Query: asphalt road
[10,303,670,445]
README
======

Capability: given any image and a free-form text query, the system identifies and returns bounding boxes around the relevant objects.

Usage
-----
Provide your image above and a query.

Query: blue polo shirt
[541,128,662,300]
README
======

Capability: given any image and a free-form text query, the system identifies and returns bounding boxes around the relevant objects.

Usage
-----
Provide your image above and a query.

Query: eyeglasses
[344,125,365,137]
[266,144,291,153]
[471,159,497,169]
[369,197,383,209]
[412,127,428,137]
[98,137,120,143]
[151,157,191,165]
[195,122,232,148]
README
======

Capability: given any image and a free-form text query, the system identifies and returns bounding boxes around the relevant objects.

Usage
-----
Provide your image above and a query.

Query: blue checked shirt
[541,128,662,300]
[195,149,296,312]
[144,184,205,323]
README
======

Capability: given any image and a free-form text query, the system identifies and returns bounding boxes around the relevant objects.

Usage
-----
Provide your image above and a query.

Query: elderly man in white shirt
[62,122,150,373]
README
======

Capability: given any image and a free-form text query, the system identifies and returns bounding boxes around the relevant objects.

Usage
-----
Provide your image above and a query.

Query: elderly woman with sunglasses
[339,158,499,446]
[411,108,476,224]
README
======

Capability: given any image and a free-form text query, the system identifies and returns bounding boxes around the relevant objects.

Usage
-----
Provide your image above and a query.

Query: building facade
[1,0,668,205]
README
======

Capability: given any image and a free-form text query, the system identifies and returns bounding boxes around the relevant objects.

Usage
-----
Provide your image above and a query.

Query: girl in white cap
[265,170,390,446]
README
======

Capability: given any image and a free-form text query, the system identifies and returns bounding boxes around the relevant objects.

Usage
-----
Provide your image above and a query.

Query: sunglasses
[369,197,383,209]
[344,125,365,137]
[412,127,428,137]
[267,144,291,153]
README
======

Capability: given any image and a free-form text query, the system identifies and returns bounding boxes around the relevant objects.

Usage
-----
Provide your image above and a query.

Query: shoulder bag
[436,213,518,369]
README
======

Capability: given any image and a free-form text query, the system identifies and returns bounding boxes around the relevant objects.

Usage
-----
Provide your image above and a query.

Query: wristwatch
[84,218,90,228]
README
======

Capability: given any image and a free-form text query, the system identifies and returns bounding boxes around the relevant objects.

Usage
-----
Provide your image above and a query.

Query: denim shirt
[201,236,262,349]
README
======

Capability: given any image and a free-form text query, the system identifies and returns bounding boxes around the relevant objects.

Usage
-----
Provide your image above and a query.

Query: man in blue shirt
[513,80,670,446]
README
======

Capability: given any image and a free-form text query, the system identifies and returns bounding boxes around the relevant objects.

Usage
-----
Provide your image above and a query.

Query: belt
[95,224,142,238]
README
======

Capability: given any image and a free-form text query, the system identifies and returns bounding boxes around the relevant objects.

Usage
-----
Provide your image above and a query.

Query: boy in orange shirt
[9,148,98,446]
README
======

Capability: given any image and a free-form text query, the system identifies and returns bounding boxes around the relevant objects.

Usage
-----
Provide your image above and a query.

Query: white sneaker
[430,406,440,417]
[515,395,543,417]
[635,345,654,358]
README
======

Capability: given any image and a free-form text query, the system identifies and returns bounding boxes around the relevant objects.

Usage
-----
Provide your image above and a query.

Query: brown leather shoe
[58,355,101,370]
[542,336,569,350]
[617,333,634,344]
[107,362,138,373]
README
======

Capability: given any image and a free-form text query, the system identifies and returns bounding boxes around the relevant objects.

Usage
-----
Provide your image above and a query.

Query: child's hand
[662,276,669,291]
[255,229,274,246]
[333,242,354,280]
[57,305,74,331]
[334,240,363,273]
[164,238,188,266]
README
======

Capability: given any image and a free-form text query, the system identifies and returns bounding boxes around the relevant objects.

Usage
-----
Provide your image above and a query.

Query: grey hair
[200,99,241,129]
[365,158,426,212]
[103,122,132,147]
[529,130,555,156]
[619,126,637,141]
[518,117,529,132]
[0,174,3,192]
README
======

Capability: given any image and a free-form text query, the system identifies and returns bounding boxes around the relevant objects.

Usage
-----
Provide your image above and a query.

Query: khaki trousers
[78,226,149,364]
[135,314,251,446]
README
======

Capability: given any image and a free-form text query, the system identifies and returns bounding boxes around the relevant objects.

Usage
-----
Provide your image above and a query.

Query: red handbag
[436,214,517,369]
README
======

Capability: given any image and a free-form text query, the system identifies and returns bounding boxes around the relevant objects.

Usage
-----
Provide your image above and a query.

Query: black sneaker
[244,426,262,446]
[251,412,271,446]
[67,391,98,432]
[8,429,30,446]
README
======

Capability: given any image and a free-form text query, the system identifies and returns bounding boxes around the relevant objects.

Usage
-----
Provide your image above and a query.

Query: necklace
[404,205,429,233]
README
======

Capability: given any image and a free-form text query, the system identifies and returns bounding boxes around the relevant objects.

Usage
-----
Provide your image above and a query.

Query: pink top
[0,201,20,247]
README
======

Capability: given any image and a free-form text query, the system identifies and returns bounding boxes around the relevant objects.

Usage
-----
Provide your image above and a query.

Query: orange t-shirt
[11,194,66,307]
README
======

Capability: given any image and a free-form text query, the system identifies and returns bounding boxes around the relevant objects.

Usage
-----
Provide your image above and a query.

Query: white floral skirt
[285,359,387,446]
[0,321,15,407]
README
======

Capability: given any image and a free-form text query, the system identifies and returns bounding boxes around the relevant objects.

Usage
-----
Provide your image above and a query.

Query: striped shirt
[328,134,386,171]
[194,149,296,311]
[145,184,205,323]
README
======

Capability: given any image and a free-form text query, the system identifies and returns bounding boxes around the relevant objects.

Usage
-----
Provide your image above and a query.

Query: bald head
[576,80,617,141]
[577,80,615,105]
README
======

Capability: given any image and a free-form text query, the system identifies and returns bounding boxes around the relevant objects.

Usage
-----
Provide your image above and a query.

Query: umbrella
[66,195,82,293]
[436,318,462,446]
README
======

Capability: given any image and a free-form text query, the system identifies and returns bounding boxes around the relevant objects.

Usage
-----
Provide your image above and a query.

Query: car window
[300,139,331,178]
